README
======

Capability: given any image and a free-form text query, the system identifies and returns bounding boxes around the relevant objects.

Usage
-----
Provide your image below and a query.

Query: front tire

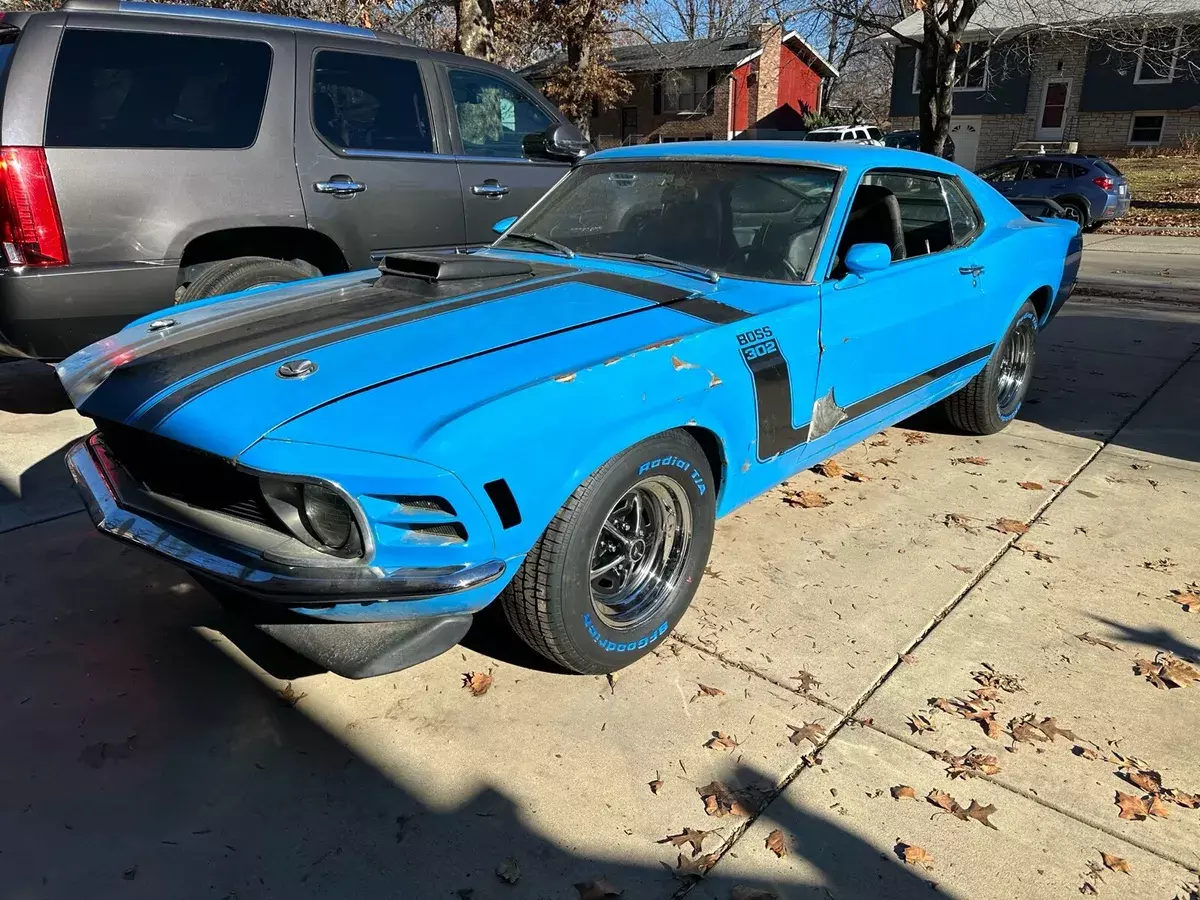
[944,301,1038,435]
[500,430,716,674]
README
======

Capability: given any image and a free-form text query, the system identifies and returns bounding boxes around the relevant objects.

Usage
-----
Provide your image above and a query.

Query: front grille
[94,419,281,530]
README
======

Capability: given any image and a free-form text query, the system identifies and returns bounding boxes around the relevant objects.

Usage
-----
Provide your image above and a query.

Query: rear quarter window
[45,30,272,149]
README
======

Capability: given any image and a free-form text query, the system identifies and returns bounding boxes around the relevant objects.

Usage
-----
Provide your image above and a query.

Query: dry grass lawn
[1098,152,1200,232]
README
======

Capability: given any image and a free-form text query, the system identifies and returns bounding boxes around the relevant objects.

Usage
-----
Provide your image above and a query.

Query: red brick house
[522,25,838,148]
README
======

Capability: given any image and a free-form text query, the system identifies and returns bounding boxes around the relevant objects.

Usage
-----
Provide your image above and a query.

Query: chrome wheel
[996,317,1035,418]
[589,476,693,630]
[1062,204,1085,225]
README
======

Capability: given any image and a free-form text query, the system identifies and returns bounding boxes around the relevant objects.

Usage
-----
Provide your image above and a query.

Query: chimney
[747,22,782,122]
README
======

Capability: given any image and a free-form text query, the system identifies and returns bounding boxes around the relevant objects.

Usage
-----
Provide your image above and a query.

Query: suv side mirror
[844,243,892,275]
[536,123,592,161]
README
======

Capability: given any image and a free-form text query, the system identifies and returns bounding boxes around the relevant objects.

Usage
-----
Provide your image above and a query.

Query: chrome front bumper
[65,435,506,606]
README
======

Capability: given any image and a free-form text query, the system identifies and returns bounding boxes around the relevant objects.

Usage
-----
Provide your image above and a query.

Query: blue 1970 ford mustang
[58,142,1082,678]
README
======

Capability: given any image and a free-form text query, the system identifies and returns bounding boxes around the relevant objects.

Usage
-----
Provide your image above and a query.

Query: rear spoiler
[1010,197,1067,222]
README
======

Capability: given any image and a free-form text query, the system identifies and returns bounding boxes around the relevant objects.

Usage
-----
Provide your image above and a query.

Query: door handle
[314,179,367,196]
[959,265,985,276]
[472,181,510,198]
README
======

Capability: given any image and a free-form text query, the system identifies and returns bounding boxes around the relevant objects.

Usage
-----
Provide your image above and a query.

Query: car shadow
[0,518,947,898]
[0,357,72,414]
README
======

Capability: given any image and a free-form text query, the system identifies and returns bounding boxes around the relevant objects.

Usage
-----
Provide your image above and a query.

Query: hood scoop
[379,252,534,283]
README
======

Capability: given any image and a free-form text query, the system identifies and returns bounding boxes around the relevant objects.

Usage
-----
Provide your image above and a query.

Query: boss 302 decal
[737,326,811,461]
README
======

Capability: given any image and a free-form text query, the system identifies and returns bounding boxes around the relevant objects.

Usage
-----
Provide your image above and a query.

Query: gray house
[886,1,1200,169]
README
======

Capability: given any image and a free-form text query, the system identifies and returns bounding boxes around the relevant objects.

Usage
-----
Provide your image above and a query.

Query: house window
[1128,113,1166,145]
[912,41,989,94]
[1134,26,1182,84]
[664,69,709,113]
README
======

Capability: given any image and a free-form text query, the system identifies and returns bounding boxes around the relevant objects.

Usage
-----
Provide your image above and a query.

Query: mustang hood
[59,257,739,460]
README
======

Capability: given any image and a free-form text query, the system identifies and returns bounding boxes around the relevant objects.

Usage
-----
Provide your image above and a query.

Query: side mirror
[541,123,592,160]
[844,243,892,275]
[492,215,518,235]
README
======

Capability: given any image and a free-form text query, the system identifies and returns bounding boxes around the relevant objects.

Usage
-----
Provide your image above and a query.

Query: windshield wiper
[596,252,719,284]
[499,231,575,258]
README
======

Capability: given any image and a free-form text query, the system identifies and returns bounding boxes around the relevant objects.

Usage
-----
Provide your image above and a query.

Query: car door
[813,170,990,438]
[294,37,466,268]
[979,161,1023,196]
[438,65,573,244]
[1011,158,1062,200]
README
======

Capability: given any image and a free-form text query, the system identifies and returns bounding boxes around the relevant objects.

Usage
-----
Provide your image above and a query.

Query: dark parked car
[976,154,1131,229]
[883,130,955,161]
[0,0,585,358]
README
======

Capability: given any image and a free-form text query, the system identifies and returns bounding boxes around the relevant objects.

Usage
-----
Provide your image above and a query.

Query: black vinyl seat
[835,185,906,272]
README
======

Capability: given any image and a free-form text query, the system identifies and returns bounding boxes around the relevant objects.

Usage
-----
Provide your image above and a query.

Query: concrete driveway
[2,295,1199,900]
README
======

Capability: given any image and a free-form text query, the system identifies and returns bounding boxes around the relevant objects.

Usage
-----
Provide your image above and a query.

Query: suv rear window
[45,30,271,149]
[312,51,433,154]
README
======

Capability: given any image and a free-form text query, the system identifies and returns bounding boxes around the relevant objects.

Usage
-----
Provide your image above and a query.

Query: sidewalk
[1080,233,1200,301]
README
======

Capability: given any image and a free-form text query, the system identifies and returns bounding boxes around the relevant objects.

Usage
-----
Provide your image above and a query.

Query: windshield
[494,160,838,282]
[804,131,841,142]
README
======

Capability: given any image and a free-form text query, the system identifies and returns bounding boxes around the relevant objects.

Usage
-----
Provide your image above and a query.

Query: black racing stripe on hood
[101,268,750,430]
[80,267,577,424]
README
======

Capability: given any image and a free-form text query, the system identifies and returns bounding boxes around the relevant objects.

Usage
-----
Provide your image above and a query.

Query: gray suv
[0,0,583,358]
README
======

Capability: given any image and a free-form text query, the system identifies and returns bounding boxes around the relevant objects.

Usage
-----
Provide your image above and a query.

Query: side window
[863,172,954,258]
[941,178,980,245]
[983,163,1020,183]
[312,51,433,154]
[46,30,271,149]
[449,69,552,159]
[867,127,884,141]
[1025,160,1062,179]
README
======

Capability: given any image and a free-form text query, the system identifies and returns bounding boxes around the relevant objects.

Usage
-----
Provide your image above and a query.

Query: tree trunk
[455,0,495,62]
[917,13,955,157]
[566,36,592,138]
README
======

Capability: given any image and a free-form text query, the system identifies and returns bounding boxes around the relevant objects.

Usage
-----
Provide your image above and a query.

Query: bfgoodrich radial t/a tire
[499,430,716,674]
[943,300,1039,435]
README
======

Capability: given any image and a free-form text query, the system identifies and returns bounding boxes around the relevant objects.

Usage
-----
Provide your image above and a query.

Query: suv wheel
[176,256,314,304]
[1057,200,1088,228]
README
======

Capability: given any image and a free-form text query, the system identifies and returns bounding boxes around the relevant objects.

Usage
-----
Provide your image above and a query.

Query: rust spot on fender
[707,370,723,389]
[671,356,698,371]
[741,460,751,473]
[553,372,576,383]
[604,356,622,366]
[644,337,681,351]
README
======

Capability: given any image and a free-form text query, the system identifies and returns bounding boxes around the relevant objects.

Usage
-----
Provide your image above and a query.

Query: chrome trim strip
[66,437,505,602]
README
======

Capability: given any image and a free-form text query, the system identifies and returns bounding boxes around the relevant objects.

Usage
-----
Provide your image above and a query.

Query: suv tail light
[0,147,69,267]
[1092,175,1115,191]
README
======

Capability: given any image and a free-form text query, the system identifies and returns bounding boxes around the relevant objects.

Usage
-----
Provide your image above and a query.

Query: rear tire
[943,301,1038,435]
[1057,200,1088,228]
[176,256,313,304]
[499,430,716,674]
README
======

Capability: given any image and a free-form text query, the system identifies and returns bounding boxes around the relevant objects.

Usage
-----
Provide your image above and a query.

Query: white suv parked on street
[803,125,884,145]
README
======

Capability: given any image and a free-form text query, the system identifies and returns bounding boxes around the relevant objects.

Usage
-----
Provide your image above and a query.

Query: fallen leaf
[891,784,918,800]
[463,671,493,696]
[658,828,713,857]
[812,460,844,478]
[929,697,958,713]
[495,858,521,883]
[1017,481,1043,490]
[953,563,974,573]
[697,781,753,818]
[1034,717,1077,742]
[941,512,976,531]
[791,670,820,694]
[649,773,664,795]
[927,789,964,818]
[907,713,935,735]
[1169,590,1200,612]
[787,721,826,746]
[695,683,725,699]
[869,438,889,447]
[871,456,898,466]
[1101,853,1131,875]
[1051,479,1068,485]
[1164,789,1200,808]
[1115,791,1149,820]
[278,682,307,707]
[1147,794,1172,818]
[764,829,787,858]
[959,702,1002,739]
[1076,632,1119,651]
[1080,881,1099,895]
[660,852,716,881]
[575,877,622,899]
[964,799,998,829]
[899,653,917,665]
[1134,653,1200,689]
[706,731,739,751]
[844,470,871,482]
[970,686,1000,703]
[952,456,990,466]
[990,518,1030,535]
[784,490,832,509]
[903,431,930,445]
[896,842,933,869]
[1123,768,1162,794]
[1009,715,1049,744]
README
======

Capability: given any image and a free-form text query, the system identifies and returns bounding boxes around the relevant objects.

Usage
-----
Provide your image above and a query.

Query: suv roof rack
[60,0,390,41]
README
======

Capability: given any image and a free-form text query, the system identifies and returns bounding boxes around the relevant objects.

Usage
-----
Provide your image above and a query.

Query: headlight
[300,483,358,552]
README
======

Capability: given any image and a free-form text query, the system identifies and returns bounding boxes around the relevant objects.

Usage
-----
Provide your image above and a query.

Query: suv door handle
[472,181,510,197]
[314,178,367,196]
[959,265,985,276]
